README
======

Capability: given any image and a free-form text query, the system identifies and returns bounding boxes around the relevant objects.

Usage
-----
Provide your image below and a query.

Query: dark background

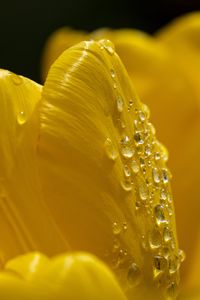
[0,0,199,83]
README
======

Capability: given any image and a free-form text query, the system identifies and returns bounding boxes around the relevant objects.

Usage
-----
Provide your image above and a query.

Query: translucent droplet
[120,137,134,159]
[145,145,151,156]
[147,122,156,135]
[162,169,169,184]
[17,111,26,125]
[154,152,161,161]
[153,255,167,278]
[131,160,139,173]
[163,227,173,243]
[169,255,179,274]
[112,222,121,235]
[178,249,186,263]
[110,69,116,78]
[129,99,133,107]
[104,138,118,161]
[166,282,178,300]
[154,205,166,225]
[138,179,148,200]
[140,157,145,167]
[127,263,141,287]
[11,74,23,85]
[121,179,133,192]
[149,228,162,250]
[142,103,150,119]
[123,165,131,177]
[160,189,167,201]
[116,95,124,112]
[113,82,117,89]
[134,132,144,145]
[101,39,115,55]
[138,110,146,122]
[152,167,160,183]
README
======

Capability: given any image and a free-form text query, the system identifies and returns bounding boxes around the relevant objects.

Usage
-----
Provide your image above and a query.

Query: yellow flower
[0,38,183,299]
[41,12,200,299]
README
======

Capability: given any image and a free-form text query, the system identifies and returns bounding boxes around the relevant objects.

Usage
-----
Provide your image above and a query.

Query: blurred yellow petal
[0,252,127,300]
[0,69,69,263]
[178,289,200,300]
[37,39,182,299]
[156,12,200,107]
[42,27,86,81]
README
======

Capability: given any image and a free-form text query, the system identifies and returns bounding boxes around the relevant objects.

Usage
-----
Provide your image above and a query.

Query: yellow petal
[0,252,127,300]
[178,289,200,300]
[0,69,69,263]
[42,27,86,81]
[37,39,182,299]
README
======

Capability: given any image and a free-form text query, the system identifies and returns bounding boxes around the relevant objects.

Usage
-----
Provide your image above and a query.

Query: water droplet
[112,222,121,235]
[116,94,124,112]
[160,189,167,201]
[101,39,115,55]
[154,205,166,225]
[129,99,133,107]
[153,255,167,278]
[138,110,146,122]
[121,179,133,192]
[154,152,161,161]
[127,263,141,287]
[131,160,139,173]
[110,69,116,78]
[113,82,117,89]
[139,157,145,167]
[178,249,186,263]
[162,169,169,184]
[152,167,160,183]
[166,282,178,300]
[145,145,151,156]
[120,136,134,159]
[138,179,148,200]
[168,256,179,274]
[142,103,150,119]
[134,132,144,145]
[104,138,118,161]
[149,228,162,250]
[17,111,26,125]
[147,122,156,135]
[123,165,131,177]
[163,227,173,243]
[11,74,23,85]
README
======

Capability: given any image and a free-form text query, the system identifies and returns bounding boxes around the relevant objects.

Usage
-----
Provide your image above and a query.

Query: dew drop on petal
[178,249,186,263]
[154,205,166,226]
[104,138,118,161]
[101,39,115,55]
[127,263,141,287]
[17,111,26,125]
[152,167,160,183]
[116,94,124,112]
[134,132,144,145]
[11,74,23,85]
[110,69,116,78]
[131,160,139,173]
[112,222,121,235]
[149,228,162,250]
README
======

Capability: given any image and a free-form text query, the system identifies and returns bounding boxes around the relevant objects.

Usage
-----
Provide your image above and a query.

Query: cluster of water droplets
[100,39,185,299]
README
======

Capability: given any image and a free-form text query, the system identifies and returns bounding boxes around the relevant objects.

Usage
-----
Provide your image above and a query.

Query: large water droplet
[121,147,134,159]
[163,227,173,243]
[116,94,124,112]
[166,282,178,300]
[149,228,162,250]
[127,263,141,287]
[138,110,146,122]
[138,179,148,200]
[104,138,118,161]
[162,169,169,184]
[154,205,166,226]
[153,255,167,278]
[152,167,160,183]
[134,132,144,145]
[101,39,115,55]
[121,179,133,192]
[123,165,131,177]
[17,111,26,125]
[178,249,186,263]
[131,160,139,173]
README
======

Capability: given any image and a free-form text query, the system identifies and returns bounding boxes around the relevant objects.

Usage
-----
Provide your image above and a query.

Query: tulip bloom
[41,12,200,297]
